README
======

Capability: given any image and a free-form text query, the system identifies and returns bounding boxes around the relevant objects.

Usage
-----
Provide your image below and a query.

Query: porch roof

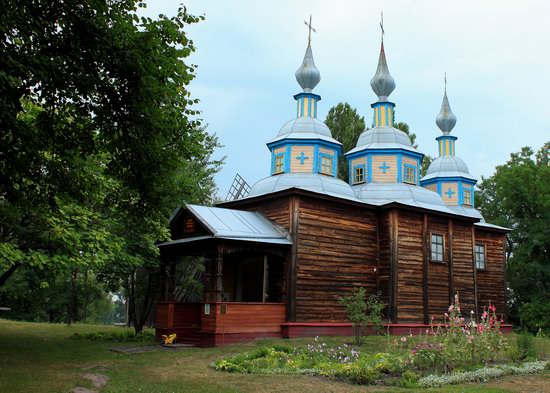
[160,204,292,247]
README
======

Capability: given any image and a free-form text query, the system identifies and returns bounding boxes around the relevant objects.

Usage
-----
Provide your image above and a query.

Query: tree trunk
[0,263,20,287]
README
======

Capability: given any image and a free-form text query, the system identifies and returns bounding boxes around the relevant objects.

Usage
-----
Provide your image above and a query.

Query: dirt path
[71,373,109,393]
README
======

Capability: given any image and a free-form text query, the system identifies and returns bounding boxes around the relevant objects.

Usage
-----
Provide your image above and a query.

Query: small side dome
[347,126,417,155]
[249,173,357,200]
[295,45,321,93]
[422,156,476,182]
[370,42,395,101]
[352,182,454,213]
[436,92,457,135]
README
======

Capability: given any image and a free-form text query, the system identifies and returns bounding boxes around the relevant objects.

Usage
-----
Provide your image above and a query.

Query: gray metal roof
[436,90,457,135]
[448,205,485,221]
[248,173,358,201]
[352,182,458,215]
[269,117,341,145]
[370,41,395,101]
[422,156,477,182]
[169,204,291,245]
[295,44,320,93]
[347,126,419,155]
[474,221,511,231]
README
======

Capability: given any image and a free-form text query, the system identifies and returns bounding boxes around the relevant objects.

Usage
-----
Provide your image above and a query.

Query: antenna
[226,173,250,201]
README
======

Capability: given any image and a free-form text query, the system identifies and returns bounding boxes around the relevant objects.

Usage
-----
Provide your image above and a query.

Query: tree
[0,1,222,332]
[324,103,365,181]
[476,142,550,332]
[394,122,433,177]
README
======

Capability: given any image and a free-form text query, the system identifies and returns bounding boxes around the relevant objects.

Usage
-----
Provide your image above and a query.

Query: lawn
[0,319,548,393]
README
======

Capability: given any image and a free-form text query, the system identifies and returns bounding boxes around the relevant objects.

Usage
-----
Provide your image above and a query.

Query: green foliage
[69,329,154,342]
[324,103,365,181]
[516,333,537,361]
[0,1,223,331]
[339,288,385,345]
[476,142,550,333]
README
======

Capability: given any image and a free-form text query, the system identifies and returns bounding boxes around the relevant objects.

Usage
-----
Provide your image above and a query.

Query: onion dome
[370,42,395,101]
[436,91,457,135]
[421,156,476,182]
[295,44,321,93]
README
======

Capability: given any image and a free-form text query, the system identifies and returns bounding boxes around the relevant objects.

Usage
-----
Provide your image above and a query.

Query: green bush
[516,333,537,361]
[335,363,379,384]
[397,370,419,388]
[69,329,154,342]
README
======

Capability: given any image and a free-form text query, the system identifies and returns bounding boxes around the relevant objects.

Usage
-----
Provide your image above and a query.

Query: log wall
[295,196,378,321]
[452,221,476,314]
[475,229,507,317]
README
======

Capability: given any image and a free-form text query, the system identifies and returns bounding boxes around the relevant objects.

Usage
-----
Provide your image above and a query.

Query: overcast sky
[143,0,550,198]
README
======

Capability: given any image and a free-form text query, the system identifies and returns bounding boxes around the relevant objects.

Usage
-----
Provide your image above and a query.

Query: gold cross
[304,14,316,45]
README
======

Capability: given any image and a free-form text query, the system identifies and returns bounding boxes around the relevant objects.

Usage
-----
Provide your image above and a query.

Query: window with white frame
[274,155,284,174]
[431,233,444,262]
[463,188,472,206]
[353,166,365,184]
[404,165,416,184]
[320,156,333,176]
[475,244,486,269]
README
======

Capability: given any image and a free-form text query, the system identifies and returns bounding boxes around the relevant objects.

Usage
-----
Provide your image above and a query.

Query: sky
[142,0,550,198]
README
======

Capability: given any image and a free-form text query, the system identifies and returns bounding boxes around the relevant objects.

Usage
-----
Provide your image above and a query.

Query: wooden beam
[471,225,479,321]
[422,213,429,324]
[502,233,508,321]
[203,258,213,302]
[262,255,268,303]
[287,196,299,322]
[448,218,454,303]
[389,210,399,323]
[213,247,223,302]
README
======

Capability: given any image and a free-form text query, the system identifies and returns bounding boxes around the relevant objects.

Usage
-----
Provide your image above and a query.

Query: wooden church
[155,24,510,346]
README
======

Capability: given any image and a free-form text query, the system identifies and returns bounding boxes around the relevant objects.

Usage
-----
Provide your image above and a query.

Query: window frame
[430,232,445,263]
[320,154,334,176]
[403,163,416,185]
[353,164,366,184]
[463,188,472,206]
[273,153,285,174]
[475,243,486,270]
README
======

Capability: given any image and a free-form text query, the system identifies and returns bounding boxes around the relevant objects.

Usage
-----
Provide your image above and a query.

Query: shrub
[339,288,385,345]
[516,333,537,360]
[334,363,379,384]
[69,330,154,342]
[397,370,419,388]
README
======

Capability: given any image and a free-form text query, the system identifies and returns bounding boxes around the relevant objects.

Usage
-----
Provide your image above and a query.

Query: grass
[0,319,548,393]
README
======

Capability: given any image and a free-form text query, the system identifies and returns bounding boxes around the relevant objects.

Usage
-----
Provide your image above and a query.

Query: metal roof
[347,126,419,155]
[422,156,476,182]
[165,205,291,246]
[248,173,358,201]
[352,182,459,215]
[448,205,485,221]
[269,117,341,146]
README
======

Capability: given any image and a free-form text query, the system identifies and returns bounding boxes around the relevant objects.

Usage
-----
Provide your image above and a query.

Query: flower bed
[213,295,550,387]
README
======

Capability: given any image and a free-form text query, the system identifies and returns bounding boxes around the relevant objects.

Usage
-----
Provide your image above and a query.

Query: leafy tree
[0,1,222,332]
[394,122,433,177]
[324,103,365,181]
[476,142,550,332]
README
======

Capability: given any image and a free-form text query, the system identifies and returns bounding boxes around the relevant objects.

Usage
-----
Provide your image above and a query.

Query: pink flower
[448,305,454,312]
[444,313,449,318]
[482,311,488,319]
[477,325,484,334]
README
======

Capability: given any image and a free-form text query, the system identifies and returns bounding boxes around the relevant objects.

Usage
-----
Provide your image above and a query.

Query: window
[463,189,472,206]
[475,244,486,269]
[353,166,365,184]
[274,155,284,174]
[320,156,333,176]
[404,165,416,184]
[431,234,444,262]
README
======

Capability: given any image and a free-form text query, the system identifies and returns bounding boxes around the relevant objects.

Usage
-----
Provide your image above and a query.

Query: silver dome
[269,117,341,145]
[347,126,417,155]
[422,156,476,182]
[248,173,357,200]
[295,44,320,93]
[352,182,456,214]
[436,91,457,135]
[370,42,395,101]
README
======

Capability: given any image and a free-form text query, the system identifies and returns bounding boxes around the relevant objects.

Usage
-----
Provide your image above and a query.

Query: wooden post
[159,259,168,301]
[389,210,399,323]
[203,258,213,302]
[502,234,508,321]
[422,213,429,324]
[167,260,176,302]
[262,255,268,303]
[448,219,454,303]
[213,250,223,302]
[287,196,299,322]
[471,225,479,321]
